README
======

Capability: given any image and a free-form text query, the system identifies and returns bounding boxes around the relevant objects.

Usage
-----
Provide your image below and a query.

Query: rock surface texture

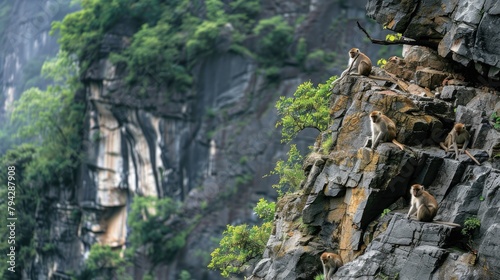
[251,19,500,280]
[367,0,500,82]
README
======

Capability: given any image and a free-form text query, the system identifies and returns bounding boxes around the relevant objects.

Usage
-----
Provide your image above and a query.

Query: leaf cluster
[266,144,305,196]
[208,199,275,278]
[127,196,193,266]
[54,0,261,93]
[276,76,336,143]
[75,244,130,280]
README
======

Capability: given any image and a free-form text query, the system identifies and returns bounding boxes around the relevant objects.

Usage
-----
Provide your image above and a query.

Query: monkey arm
[407,203,417,218]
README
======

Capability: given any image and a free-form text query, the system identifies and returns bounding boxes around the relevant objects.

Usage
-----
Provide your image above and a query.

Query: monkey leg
[439,142,449,152]
[417,205,433,222]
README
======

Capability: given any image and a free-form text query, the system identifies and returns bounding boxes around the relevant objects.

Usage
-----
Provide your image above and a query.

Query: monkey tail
[391,139,405,151]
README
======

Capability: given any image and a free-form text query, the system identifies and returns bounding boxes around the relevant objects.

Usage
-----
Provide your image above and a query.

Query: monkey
[406,184,438,222]
[332,48,398,86]
[439,123,481,165]
[439,123,469,159]
[320,252,343,280]
[365,111,405,151]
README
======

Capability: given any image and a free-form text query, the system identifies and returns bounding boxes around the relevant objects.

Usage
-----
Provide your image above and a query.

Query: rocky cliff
[1,0,402,279]
[250,1,500,279]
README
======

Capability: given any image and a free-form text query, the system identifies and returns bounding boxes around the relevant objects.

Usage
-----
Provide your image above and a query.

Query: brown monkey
[365,111,405,150]
[334,48,397,83]
[407,184,438,222]
[320,252,343,280]
[439,123,469,160]
[440,123,481,165]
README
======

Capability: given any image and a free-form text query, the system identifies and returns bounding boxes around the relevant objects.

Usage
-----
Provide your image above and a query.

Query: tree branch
[356,21,438,49]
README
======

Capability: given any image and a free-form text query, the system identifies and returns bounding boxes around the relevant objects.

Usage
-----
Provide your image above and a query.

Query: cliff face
[0,1,401,280]
[76,2,398,278]
[251,1,500,279]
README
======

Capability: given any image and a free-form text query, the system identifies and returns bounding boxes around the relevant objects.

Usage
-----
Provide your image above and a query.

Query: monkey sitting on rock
[332,48,398,86]
[407,184,438,222]
[364,111,405,151]
[440,123,481,165]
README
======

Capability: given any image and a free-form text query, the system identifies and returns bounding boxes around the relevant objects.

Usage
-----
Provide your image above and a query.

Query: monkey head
[454,123,465,134]
[370,111,382,122]
[411,184,424,197]
[349,48,360,58]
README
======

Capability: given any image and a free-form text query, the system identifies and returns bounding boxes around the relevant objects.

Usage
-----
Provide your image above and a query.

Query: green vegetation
[253,15,294,77]
[385,33,402,42]
[491,112,500,129]
[208,198,275,278]
[266,145,305,196]
[75,244,130,280]
[127,196,195,267]
[462,216,481,252]
[54,0,263,92]
[276,76,336,143]
[462,216,481,237]
[0,51,83,279]
[315,275,325,280]
[381,208,391,218]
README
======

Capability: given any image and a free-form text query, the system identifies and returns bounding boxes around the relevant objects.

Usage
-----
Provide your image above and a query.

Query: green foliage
[462,216,481,237]
[381,208,391,218]
[295,37,308,65]
[0,50,83,280]
[0,145,38,280]
[127,196,193,266]
[377,58,387,67]
[178,270,192,280]
[253,198,276,222]
[76,244,130,280]
[385,33,402,42]
[315,274,325,280]
[321,136,334,154]
[54,0,261,92]
[253,16,293,68]
[208,199,275,278]
[491,112,500,129]
[10,52,83,184]
[276,77,336,143]
[266,145,305,196]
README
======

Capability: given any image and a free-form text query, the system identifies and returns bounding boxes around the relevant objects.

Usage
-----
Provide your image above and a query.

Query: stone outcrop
[251,46,500,279]
[367,0,500,82]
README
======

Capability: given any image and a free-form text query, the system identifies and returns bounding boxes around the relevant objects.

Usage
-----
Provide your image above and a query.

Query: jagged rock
[367,0,500,80]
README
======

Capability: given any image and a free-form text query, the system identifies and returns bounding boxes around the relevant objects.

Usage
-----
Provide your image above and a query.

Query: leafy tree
[76,244,130,280]
[10,51,83,184]
[127,196,193,267]
[0,145,38,280]
[276,76,336,143]
[253,16,294,67]
[266,145,305,196]
[208,199,275,278]
[0,51,84,279]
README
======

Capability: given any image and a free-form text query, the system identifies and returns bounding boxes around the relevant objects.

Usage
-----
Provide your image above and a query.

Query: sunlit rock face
[367,0,500,81]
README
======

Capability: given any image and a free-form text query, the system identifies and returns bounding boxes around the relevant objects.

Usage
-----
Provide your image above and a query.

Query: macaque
[320,252,343,280]
[407,184,438,222]
[439,123,469,160]
[365,111,404,150]
[333,48,396,86]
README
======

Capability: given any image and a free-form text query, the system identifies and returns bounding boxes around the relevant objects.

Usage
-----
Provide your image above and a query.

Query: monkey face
[370,111,381,122]
[455,123,465,134]
[411,184,423,197]
[349,48,359,58]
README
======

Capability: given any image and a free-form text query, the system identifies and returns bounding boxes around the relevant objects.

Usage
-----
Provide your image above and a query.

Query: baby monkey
[407,184,438,222]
